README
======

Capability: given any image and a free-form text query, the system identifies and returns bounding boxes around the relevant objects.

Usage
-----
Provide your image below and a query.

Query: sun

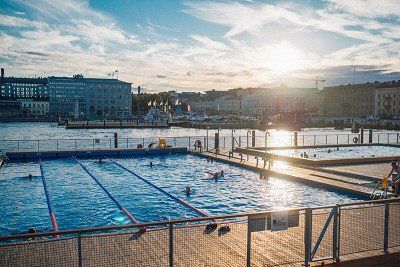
[264,42,306,74]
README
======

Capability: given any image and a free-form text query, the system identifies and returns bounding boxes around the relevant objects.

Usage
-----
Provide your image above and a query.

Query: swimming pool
[267,145,400,160]
[0,154,365,236]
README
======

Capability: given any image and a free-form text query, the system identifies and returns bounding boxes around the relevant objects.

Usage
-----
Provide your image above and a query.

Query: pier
[64,120,169,129]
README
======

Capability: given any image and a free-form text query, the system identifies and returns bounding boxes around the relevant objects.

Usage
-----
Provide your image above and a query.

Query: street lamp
[265,131,270,151]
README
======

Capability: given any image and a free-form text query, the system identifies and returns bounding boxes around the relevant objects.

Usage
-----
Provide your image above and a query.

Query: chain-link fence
[1,198,399,267]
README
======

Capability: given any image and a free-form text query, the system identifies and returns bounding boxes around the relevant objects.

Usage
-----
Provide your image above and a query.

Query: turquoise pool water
[267,145,400,160]
[0,154,365,236]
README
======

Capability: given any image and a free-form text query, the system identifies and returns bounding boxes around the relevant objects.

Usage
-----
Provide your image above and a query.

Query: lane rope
[39,158,60,238]
[109,159,210,218]
[72,157,145,232]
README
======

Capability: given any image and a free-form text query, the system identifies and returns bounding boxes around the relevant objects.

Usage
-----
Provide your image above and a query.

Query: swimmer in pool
[205,171,219,179]
[98,159,104,164]
[184,186,191,195]
[220,170,224,177]
[28,174,33,180]
[149,161,154,168]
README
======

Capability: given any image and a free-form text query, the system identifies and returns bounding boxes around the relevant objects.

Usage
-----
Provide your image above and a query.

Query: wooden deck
[1,203,400,267]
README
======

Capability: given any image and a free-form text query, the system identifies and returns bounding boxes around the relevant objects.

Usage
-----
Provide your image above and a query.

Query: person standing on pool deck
[388,161,400,195]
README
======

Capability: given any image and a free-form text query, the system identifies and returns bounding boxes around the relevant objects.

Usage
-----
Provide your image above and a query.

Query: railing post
[304,208,312,267]
[169,223,174,267]
[239,136,242,147]
[142,138,145,147]
[313,135,316,146]
[246,216,252,267]
[37,140,40,150]
[57,140,59,150]
[383,201,389,253]
[174,137,176,147]
[77,233,83,267]
[92,139,95,149]
[302,135,304,146]
[223,136,226,149]
[347,134,349,144]
[378,133,380,143]
[188,137,191,149]
[17,140,20,150]
[126,138,128,148]
[387,133,390,143]
[336,134,339,145]
[332,206,339,261]
[326,134,328,145]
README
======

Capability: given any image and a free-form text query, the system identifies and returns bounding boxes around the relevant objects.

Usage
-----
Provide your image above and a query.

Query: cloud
[0,0,399,92]
[327,0,400,19]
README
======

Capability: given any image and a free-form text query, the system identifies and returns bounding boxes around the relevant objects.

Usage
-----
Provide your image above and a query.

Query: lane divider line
[72,157,145,233]
[109,158,210,218]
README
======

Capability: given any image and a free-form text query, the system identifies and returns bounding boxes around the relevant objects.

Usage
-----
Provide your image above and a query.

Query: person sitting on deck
[148,143,154,148]
[388,161,400,195]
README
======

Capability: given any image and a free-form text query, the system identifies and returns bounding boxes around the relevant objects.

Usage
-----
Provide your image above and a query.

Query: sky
[0,0,399,92]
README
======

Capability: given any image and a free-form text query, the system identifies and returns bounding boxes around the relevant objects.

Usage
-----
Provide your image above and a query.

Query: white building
[19,99,49,115]
[375,87,400,117]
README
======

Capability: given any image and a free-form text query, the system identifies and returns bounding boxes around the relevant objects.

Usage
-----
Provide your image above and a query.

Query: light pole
[217,127,221,155]
[246,130,252,161]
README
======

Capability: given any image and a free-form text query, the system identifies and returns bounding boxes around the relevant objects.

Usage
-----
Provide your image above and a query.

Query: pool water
[267,145,400,160]
[0,154,365,236]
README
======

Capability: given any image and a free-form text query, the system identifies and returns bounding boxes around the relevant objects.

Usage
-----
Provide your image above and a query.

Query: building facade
[375,87,400,117]
[49,75,132,119]
[0,77,48,100]
[19,99,49,116]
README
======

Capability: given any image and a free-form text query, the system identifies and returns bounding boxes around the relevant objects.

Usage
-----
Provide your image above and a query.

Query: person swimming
[205,171,219,179]
[220,170,224,177]
[98,159,104,164]
[150,161,154,168]
[184,186,191,195]
[28,174,33,180]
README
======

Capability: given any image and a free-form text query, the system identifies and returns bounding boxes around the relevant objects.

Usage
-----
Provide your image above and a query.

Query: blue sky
[0,0,399,92]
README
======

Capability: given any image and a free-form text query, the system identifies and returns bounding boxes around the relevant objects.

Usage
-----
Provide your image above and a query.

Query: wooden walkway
[1,203,400,267]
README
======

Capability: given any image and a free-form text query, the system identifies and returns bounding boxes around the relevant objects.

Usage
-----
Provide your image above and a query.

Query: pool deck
[1,205,400,267]
[194,149,380,198]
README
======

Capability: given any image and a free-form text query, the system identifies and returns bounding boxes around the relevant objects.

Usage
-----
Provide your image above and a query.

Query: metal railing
[0,198,399,267]
[1,131,399,152]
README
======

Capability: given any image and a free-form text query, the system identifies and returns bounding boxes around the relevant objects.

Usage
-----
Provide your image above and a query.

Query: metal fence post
[17,140,20,150]
[332,206,339,260]
[188,137,191,149]
[77,233,83,267]
[304,208,312,267]
[326,134,328,145]
[378,134,380,143]
[387,133,390,143]
[169,223,174,267]
[347,134,349,144]
[57,140,59,150]
[37,140,40,150]
[313,135,316,146]
[383,201,389,253]
[246,216,251,267]
[336,134,339,145]
[174,137,176,147]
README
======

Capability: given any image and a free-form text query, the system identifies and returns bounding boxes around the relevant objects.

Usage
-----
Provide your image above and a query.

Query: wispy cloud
[0,0,399,91]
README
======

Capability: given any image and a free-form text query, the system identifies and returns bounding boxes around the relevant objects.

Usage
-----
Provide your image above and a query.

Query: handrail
[1,197,399,242]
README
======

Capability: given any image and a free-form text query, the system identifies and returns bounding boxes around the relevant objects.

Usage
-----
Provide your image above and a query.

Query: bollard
[360,128,364,143]
[252,130,256,147]
[294,132,298,147]
[114,133,118,148]
[214,133,219,152]
[369,129,373,143]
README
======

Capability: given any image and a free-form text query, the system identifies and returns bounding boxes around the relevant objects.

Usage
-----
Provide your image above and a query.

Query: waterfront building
[19,99,49,116]
[375,87,400,117]
[48,75,132,119]
[0,69,48,100]
[323,80,400,118]
[0,100,20,117]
